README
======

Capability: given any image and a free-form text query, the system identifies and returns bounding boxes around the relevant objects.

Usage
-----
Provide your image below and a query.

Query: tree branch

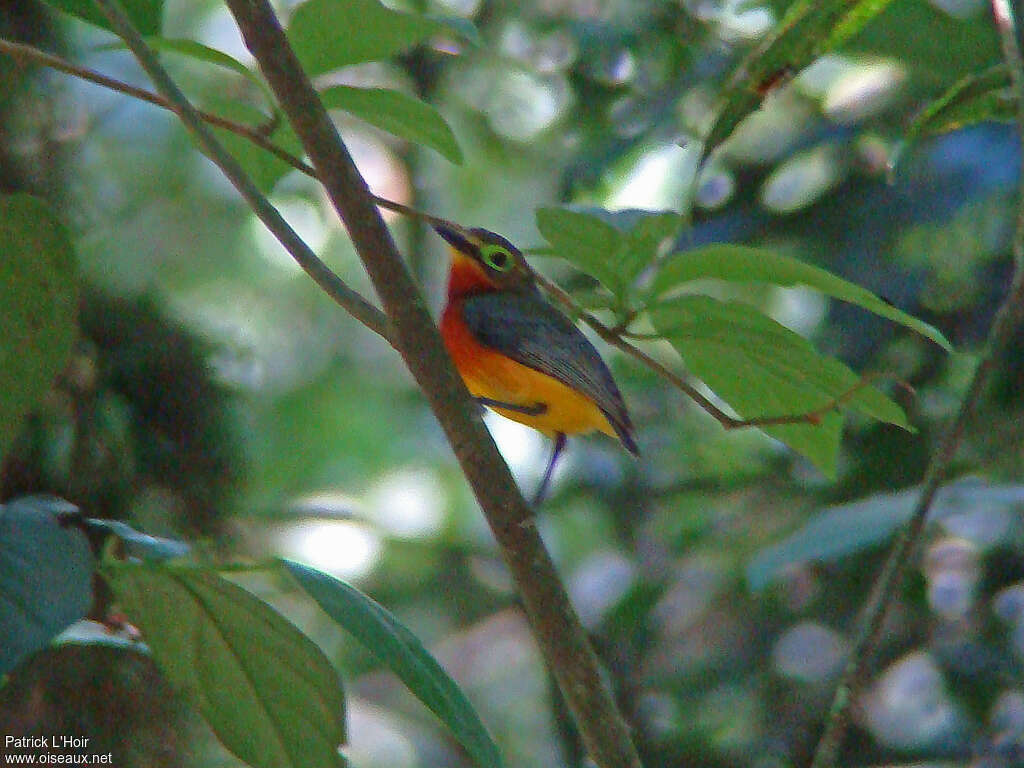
[89,0,641,764]
[87,2,391,347]
[809,3,1024,765]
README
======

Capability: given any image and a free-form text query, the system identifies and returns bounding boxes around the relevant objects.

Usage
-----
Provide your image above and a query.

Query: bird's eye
[480,243,514,272]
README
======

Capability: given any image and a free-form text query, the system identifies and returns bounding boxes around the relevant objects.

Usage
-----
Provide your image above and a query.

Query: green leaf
[428,14,482,47]
[283,560,504,768]
[40,0,163,35]
[0,194,78,460]
[206,99,304,193]
[895,65,1014,171]
[321,86,462,164]
[537,208,625,294]
[747,479,1024,590]
[537,208,682,297]
[103,563,346,768]
[620,212,684,286]
[289,0,449,76]
[649,295,910,476]
[702,0,897,161]
[845,0,1000,82]
[101,37,276,106]
[649,244,951,350]
[0,497,93,675]
[83,518,190,561]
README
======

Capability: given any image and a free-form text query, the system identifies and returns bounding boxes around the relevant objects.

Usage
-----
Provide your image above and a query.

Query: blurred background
[2,0,1024,765]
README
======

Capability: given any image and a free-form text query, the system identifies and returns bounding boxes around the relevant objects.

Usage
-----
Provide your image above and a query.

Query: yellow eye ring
[480,243,513,272]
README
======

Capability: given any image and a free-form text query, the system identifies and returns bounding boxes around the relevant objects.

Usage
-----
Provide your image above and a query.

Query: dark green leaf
[537,208,682,297]
[845,0,1000,81]
[649,244,951,350]
[620,212,683,287]
[537,208,625,294]
[289,0,449,76]
[283,560,504,768]
[41,0,163,35]
[649,295,910,476]
[321,86,462,163]
[0,195,78,460]
[83,518,190,561]
[895,65,1014,171]
[702,0,897,161]
[103,563,346,768]
[0,497,93,675]
[747,480,1024,589]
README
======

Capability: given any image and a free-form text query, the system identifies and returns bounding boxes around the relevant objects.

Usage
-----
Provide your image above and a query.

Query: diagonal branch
[88,0,642,765]
[83,5,391,346]
[809,2,1024,765]
[220,5,642,766]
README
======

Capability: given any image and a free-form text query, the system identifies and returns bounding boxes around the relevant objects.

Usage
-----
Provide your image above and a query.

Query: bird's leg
[533,432,566,507]
[475,397,547,416]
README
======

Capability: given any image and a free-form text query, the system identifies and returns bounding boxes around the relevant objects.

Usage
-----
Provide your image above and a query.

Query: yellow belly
[457,346,616,439]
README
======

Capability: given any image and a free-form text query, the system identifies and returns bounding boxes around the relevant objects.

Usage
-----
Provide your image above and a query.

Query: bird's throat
[445,249,495,301]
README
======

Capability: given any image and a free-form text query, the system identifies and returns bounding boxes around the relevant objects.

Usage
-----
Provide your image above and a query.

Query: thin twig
[808,3,1024,766]
[79,8,392,346]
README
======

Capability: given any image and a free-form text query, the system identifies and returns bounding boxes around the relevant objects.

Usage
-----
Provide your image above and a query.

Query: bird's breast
[440,299,616,439]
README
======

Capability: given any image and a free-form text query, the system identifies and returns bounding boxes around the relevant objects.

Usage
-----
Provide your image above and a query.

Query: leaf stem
[808,3,1024,765]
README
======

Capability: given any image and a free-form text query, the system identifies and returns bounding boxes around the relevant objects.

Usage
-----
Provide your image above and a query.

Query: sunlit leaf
[283,560,504,768]
[702,0,897,161]
[894,65,1014,171]
[648,244,951,350]
[289,0,450,76]
[41,0,163,35]
[649,295,910,475]
[537,207,682,297]
[0,497,93,676]
[0,195,78,460]
[747,480,1024,589]
[103,563,346,768]
[321,86,462,163]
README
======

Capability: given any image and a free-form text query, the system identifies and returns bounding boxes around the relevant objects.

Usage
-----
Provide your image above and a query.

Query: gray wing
[462,291,637,454]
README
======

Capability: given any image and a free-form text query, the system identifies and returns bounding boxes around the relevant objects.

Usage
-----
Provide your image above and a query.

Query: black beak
[433,223,474,255]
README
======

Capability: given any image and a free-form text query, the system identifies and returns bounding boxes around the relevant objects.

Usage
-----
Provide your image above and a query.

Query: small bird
[436,223,638,504]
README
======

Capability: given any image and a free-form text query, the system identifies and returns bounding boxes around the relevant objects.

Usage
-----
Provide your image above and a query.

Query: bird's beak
[433,223,475,256]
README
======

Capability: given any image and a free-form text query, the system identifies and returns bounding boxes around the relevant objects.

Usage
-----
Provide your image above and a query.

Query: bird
[435,223,638,505]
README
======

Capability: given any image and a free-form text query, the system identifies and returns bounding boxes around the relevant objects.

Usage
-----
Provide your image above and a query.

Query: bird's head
[434,223,535,294]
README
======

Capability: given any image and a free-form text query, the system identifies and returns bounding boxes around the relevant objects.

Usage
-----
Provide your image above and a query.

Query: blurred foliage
[2,0,1024,766]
